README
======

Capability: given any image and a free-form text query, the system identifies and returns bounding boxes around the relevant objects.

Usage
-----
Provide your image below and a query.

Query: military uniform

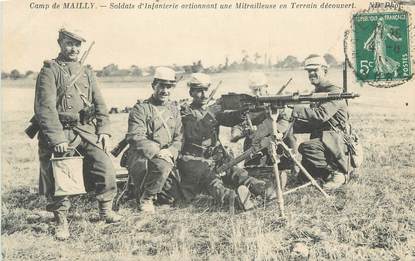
[293,80,349,179]
[126,96,183,205]
[179,102,265,204]
[35,54,117,212]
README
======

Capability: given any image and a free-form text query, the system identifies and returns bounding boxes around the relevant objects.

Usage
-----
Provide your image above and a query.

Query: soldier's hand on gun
[97,134,111,154]
[54,142,69,154]
[207,104,222,115]
[156,149,173,164]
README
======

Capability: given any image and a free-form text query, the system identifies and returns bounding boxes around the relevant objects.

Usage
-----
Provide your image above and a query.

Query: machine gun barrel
[256,92,360,103]
[220,92,360,111]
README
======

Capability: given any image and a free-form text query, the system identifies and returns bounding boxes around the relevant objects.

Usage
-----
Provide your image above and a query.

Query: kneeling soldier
[125,67,183,213]
[35,29,121,240]
[293,55,349,190]
[178,73,267,211]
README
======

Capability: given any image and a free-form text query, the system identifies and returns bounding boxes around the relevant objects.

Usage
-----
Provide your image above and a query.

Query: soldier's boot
[236,185,255,211]
[245,178,266,197]
[246,176,286,199]
[323,171,346,191]
[138,195,156,214]
[98,201,122,223]
[53,211,70,241]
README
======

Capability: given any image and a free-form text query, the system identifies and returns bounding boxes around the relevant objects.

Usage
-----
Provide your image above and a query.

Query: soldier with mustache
[125,67,183,214]
[292,54,349,190]
[177,73,269,211]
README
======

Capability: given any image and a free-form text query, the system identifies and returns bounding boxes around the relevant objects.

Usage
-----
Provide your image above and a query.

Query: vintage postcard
[1,0,414,260]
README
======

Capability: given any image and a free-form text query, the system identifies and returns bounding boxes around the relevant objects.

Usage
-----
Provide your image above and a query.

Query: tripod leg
[114,177,129,211]
[267,108,287,218]
[279,142,331,198]
[269,143,286,218]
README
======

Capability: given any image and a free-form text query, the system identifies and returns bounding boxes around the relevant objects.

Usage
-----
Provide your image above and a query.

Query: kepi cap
[248,72,268,90]
[58,28,86,42]
[187,73,211,90]
[304,55,328,70]
[153,67,176,85]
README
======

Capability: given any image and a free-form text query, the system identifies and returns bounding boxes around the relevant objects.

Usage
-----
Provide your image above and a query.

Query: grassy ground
[2,72,415,260]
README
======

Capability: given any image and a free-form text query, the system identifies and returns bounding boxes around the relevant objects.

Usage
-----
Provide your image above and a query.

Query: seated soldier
[125,67,183,213]
[178,73,268,211]
[230,72,298,188]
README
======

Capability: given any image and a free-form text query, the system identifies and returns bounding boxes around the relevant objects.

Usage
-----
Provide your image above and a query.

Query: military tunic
[126,96,183,201]
[178,102,262,202]
[292,80,349,177]
[35,54,116,211]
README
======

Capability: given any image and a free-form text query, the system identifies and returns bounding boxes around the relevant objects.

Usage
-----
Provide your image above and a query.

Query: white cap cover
[248,72,268,90]
[304,55,328,70]
[187,73,211,89]
[154,67,176,84]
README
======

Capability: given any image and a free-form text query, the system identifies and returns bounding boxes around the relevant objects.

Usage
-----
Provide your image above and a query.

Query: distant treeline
[2,53,342,80]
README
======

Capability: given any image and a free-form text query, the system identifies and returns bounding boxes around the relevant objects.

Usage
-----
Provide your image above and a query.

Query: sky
[1,0,414,72]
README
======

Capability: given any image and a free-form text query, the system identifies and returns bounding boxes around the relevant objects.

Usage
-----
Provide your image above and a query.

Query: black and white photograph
[1,0,414,259]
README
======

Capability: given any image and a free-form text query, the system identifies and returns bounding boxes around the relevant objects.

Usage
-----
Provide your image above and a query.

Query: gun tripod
[221,105,331,218]
[262,107,331,218]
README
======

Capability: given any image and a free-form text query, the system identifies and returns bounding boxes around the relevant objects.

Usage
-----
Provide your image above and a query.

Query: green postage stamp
[353,12,411,82]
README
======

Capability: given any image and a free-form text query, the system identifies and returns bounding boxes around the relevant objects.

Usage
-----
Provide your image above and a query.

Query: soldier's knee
[298,142,307,155]
[231,167,248,178]
[96,158,116,178]
[149,158,173,177]
[298,140,319,155]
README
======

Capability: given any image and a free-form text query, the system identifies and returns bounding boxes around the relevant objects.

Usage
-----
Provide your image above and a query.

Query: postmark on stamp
[351,10,413,86]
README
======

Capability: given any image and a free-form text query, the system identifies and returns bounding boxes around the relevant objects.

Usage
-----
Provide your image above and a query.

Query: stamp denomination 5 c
[353,11,412,83]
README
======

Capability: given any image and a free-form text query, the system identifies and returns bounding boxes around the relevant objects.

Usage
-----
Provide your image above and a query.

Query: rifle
[275,78,292,95]
[111,138,129,158]
[25,41,95,139]
[205,80,223,105]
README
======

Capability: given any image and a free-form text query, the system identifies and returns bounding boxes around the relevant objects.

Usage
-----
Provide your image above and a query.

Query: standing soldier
[178,73,268,211]
[292,54,349,190]
[35,29,121,240]
[125,67,183,214]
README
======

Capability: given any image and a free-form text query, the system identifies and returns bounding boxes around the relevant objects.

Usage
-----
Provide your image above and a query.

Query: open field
[1,70,415,260]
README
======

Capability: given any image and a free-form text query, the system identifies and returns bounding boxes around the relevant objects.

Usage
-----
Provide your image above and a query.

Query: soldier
[125,67,183,214]
[230,72,297,187]
[35,29,121,240]
[178,73,268,211]
[292,54,349,190]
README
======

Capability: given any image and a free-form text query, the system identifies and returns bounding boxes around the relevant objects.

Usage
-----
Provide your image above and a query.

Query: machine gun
[217,91,360,218]
[220,91,359,112]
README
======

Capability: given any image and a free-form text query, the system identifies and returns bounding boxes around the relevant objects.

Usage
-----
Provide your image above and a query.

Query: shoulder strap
[53,61,91,106]
[152,105,172,142]
[73,82,92,106]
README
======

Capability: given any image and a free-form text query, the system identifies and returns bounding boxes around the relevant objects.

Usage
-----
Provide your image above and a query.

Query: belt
[61,120,78,130]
